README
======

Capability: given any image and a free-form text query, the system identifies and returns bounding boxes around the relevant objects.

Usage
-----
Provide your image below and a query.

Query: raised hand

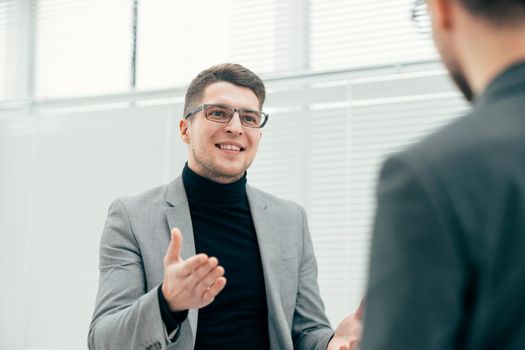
[161,228,227,311]
[327,298,365,350]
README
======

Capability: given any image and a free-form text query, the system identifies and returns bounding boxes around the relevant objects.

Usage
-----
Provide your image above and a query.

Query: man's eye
[241,113,260,124]
[208,108,230,118]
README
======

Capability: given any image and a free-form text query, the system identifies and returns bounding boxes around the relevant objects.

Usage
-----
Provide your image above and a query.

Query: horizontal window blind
[1,0,440,99]
[136,0,233,90]
[310,0,437,70]
[34,0,132,98]
[0,0,26,101]
[136,0,308,90]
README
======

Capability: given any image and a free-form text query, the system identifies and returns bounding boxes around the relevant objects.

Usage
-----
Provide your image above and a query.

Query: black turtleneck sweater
[158,164,270,349]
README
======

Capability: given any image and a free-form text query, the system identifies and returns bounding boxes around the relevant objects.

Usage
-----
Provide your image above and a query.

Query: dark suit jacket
[362,61,525,350]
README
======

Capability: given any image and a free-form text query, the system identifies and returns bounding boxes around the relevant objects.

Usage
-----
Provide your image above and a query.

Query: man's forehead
[200,82,261,109]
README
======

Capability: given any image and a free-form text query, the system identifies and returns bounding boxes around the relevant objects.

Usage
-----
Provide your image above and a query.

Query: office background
[0,0,468,349]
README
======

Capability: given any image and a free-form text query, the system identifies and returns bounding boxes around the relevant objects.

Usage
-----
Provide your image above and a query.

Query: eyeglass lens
[205,105,263,128]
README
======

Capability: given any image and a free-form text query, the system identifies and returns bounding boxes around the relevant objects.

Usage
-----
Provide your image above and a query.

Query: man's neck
[461,25,525,96]
[182,163,247,205]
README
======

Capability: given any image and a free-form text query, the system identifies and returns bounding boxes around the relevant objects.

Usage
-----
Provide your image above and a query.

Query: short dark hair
[456,0,525,24]
[183,63,266,116]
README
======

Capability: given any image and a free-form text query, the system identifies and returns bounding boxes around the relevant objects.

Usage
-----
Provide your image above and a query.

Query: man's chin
[211,163,248,182]
[451,70,475,103]
[221,168,246,180]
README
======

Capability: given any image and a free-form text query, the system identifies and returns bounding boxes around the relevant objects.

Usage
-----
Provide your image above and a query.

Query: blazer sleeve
[88,199,191,350]
[292,206,335,350]
[361,155,470,350]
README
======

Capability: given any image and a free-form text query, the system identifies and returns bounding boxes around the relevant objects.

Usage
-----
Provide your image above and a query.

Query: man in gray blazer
[362,0,525,349]
[89,63,362,350]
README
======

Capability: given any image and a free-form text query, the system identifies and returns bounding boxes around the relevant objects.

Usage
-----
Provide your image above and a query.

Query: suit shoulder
[110,182,171,213]
[400,103,524,171]
[403,113,476,161]
[247,185,304,213]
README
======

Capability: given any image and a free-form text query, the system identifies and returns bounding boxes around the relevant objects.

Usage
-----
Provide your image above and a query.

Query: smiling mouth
[216,143,245,152]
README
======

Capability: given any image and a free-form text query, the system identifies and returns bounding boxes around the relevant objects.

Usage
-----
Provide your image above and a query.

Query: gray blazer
[88,176,333,350]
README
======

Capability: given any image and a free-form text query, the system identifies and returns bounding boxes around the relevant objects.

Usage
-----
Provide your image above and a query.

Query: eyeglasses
[411,0,431,34]
[184,103,269,129]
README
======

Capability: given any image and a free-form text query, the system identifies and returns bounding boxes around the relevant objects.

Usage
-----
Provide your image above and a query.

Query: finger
[202,276,227,302]
[186,257,219,286]
[177,253,209,276]
[164,228,183,266]
[354,297,366,320]
[194,265,225,295]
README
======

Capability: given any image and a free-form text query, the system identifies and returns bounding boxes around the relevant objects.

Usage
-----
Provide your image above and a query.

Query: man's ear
[179,119,190,145]
[429,0,453,31]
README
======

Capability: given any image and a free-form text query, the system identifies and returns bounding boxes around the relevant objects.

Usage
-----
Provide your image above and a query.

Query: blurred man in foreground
[362,0,525,349]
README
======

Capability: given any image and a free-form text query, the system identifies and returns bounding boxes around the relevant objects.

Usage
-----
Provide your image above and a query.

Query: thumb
[164,228,183,265]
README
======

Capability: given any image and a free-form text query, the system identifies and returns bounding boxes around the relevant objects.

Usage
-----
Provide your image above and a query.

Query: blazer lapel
[165,176,198,343]
[247,185,289,349]
[166,176,196,259]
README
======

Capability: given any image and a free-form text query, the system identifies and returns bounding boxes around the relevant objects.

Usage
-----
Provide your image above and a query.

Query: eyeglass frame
[184,103,269,129]
[411,0,431,34]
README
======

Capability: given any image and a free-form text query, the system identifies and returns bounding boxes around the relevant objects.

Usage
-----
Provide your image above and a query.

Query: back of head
[183,63,266,116]
[456,0,525,25]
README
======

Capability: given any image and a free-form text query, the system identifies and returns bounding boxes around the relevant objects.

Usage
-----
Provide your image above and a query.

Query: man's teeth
[219,144,241,151]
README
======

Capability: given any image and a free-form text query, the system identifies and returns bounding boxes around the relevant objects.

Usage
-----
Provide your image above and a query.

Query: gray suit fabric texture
[362,62,525,350]
[88,176,333,350]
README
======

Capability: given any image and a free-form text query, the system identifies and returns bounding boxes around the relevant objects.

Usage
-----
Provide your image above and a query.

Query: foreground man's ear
[428,0,454,31]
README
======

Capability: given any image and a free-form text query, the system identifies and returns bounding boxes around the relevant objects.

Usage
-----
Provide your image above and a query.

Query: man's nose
[224,112,243,134]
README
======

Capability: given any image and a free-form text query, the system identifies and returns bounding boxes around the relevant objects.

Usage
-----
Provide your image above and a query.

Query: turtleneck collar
[182,163,248,206]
